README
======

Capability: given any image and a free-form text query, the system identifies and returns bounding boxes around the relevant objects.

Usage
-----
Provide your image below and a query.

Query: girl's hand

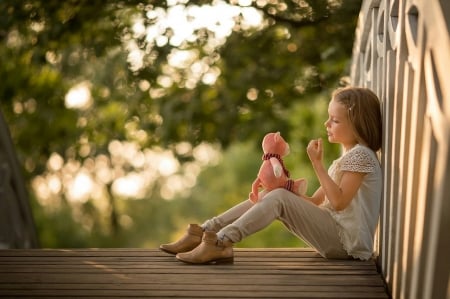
[307,138,365,211]
[307,138,323,165]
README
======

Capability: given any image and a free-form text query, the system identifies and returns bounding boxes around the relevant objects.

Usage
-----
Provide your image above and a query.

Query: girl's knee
[266,188,290,198]
[259,188,290,206]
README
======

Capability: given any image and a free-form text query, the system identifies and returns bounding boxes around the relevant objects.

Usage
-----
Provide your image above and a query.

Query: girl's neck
[342,143,358,153]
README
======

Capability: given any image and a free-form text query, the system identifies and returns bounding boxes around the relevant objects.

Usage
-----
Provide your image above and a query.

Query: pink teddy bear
[249,132,308,203]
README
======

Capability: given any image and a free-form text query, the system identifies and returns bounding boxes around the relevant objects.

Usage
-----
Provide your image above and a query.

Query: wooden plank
[0,274,385,286]
[0,291,389,299]
[0,266,379,275]
[1,283,387,292]
[0,248,388,298]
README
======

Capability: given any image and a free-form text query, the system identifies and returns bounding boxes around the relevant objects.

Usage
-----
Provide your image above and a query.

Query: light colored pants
[202,188,350,259]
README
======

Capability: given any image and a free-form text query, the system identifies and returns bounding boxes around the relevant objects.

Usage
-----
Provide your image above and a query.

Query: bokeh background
[0,0,361,248]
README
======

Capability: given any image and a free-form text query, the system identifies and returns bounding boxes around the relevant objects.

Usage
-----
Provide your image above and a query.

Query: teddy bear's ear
[274,131,281,142]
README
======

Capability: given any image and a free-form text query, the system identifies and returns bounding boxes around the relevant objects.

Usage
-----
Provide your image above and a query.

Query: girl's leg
[173,199,254,264]
[176,188,349,264]
[218,188,349,259]
[201,199,254,232]
[160,199,253,255]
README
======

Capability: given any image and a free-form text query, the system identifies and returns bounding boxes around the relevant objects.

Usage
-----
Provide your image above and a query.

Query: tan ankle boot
[176,231,233,264]
[159,224,203,255]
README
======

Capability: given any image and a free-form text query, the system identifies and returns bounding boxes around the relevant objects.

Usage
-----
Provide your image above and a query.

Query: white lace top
[321,144,382,260]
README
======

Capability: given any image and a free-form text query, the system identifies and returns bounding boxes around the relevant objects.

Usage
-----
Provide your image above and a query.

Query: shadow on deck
[0,248,388,298]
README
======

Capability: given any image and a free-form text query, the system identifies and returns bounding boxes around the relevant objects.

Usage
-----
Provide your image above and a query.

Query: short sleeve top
[320,144,382,260]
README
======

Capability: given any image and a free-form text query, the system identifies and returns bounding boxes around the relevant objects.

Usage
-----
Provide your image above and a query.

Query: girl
[160,86,383,264]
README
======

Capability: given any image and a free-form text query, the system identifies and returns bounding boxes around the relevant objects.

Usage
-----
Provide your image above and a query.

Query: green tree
[0,0,361,247]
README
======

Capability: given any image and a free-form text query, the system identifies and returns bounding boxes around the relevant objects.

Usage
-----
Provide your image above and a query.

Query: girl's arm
[307,139,365,211]
[302,187,325,206]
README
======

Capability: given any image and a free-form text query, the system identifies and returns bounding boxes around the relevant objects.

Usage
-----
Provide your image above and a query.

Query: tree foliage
[0,0,361,247]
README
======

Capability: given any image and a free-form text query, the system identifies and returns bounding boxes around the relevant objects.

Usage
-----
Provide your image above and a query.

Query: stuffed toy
[249,132,307,203]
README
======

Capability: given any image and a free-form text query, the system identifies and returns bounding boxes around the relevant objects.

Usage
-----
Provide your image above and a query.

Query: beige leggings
[202,188,350,259]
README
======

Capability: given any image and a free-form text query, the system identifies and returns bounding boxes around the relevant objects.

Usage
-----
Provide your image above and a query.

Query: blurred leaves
[0,0,360,247]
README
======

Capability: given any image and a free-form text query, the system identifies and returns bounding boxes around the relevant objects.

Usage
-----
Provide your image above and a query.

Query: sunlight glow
[47,174,62,194]
[33,2,246,210]
[126,40,145,72]
[131,18,146,38]
[65,81,92,110]
[246,87,259,101]
[112,172,147,199]
[67,171,93,203]
[193,143,221,166]
[238,0,252,6]
[33,141,222,204]
[47,153,64,171]
[168,49,198,69]
[126,1,263,77]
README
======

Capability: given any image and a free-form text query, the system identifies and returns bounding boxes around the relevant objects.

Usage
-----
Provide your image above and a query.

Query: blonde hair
[332,87,382,152]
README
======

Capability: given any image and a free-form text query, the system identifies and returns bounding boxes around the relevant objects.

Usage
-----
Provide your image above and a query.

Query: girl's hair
[332,87,382,152]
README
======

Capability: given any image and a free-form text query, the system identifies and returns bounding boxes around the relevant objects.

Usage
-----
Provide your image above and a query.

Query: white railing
[350,0,450,298]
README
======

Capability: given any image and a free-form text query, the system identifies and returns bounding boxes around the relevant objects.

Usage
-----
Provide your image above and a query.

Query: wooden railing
[350,0,450,298]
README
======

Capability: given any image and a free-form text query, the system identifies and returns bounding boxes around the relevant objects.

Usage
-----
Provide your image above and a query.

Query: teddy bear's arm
[269,157,283,178]
[249,178,262,202]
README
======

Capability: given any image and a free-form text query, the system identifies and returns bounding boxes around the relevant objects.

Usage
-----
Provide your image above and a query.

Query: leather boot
[159,224,203,255]
[176,231,234,264]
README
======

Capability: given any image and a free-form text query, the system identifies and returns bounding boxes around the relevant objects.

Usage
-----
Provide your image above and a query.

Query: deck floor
[0,248,388,298]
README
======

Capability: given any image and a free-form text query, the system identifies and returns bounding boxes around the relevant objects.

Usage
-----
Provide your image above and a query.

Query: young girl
[160,86,383,264]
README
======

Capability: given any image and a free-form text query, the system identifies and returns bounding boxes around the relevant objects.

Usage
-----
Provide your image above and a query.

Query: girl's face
[324,99,358,151]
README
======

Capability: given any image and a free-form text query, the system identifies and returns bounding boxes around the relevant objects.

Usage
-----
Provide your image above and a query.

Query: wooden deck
[0,248,389,298]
